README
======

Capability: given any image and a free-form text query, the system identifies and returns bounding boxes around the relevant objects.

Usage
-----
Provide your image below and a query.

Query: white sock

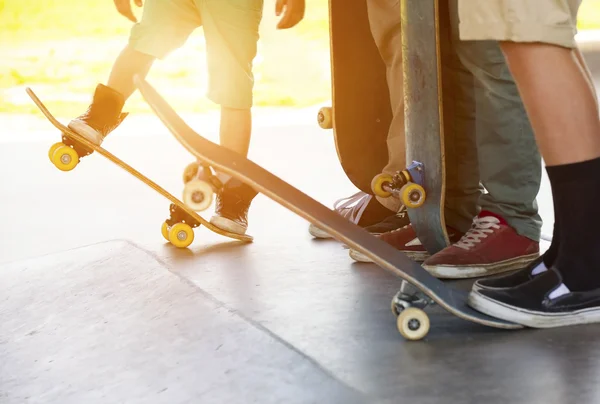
[531,261,548,276]
[549,283,571,300]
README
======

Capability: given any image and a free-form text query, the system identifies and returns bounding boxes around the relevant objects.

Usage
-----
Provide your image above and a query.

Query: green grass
[1,0,599,116]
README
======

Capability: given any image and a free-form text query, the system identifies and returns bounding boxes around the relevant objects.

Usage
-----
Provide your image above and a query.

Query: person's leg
[319,0,409,242]
[200,0,263,156]
[350,0,481,263]
[460,0,600,327]
[365,0,405,214]
[69,0,201,145]
[422,0,541,279]
[199,0,263,234]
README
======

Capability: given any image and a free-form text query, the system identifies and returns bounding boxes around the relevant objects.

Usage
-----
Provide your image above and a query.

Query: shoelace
[333,192,372,225]
[454,216,501,250]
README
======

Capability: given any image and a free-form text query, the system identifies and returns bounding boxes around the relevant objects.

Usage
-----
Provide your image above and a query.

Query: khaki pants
[457,0,582,48]
[129,0,263,109]
[365,0,543,240]
[365,0,405,212]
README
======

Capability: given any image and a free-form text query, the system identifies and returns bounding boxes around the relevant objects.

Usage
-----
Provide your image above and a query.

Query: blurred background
[2,0,598,118]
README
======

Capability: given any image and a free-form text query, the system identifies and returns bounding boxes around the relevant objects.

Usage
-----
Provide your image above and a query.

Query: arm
[114,0,143,23]
[275,0,305,29]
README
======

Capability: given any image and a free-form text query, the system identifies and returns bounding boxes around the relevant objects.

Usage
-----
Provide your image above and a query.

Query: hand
[114,0,143,23]
[275,0,305,29]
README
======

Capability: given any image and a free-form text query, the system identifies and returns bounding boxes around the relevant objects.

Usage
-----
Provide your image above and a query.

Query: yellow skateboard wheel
[183,179,214,212]
[182,161,200,184]
[396,307,430,341]
[168,223,194,248]
[51,145,79,171]
[400,183,426,208]
[371,173,394,198]
[161,222,170,241]
[317,107,333,130]
[48,142,64,162]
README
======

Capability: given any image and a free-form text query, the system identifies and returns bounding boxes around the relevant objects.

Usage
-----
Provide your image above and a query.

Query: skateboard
[371,0,450,255]
[317,0,391,196]
[134,76,522,341]
[26,87,253,248]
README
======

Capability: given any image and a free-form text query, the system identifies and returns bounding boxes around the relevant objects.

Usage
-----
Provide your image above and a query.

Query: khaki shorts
[457,0,582,48]
[129,0,264,109]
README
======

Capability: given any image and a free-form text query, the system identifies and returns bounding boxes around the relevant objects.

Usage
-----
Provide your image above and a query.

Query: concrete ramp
[0,241,362,404]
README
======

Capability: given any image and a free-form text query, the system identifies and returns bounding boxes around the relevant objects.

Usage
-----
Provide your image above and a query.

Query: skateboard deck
[135,77,522,340]
[26,87,253,248]
[400,0,449,254]
[318,0,391,196]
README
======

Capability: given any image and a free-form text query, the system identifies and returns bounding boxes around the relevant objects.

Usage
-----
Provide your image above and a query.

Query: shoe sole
[349,248,429,263]
[210,216,247,236]
[468,288,600,328]
[308,223,333,239]
[423,253,539,280]
[68,119,104,145]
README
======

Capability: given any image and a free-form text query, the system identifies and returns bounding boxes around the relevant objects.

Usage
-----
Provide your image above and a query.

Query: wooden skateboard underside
[328,0,391,194]
[26,87,253,243]
[402,0,449,254]
[136,76,521,331]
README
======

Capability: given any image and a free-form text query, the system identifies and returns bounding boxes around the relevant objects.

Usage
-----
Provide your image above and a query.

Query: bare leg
[219,107,252,156]
[498,41,600,293]
[499,42,600,165]
[107,45,155,100]
[574,47,599,112]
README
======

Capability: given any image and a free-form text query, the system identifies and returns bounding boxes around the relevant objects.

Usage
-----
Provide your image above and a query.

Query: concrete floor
[1,105,599,403]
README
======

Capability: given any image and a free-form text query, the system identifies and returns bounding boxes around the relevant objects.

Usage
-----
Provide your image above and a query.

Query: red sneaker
[349,224,462,263]
[422,211,540,279]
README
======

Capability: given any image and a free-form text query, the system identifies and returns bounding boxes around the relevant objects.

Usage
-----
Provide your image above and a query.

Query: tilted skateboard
[26,87,253,248]
[317,0,391,198]
[371,0,450,255]
[135,76,522,341]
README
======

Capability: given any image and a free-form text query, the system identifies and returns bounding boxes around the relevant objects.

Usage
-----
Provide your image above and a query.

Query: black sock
[542,167,560,268]
[548,157,600,291]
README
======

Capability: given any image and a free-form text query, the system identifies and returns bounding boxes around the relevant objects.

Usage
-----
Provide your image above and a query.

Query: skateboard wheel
[371,173,394,198]
[317,107,333,130]
[396,307,430,341]
[182,161,201,184]
[400,183,426,208]
[48,142,64,162]
[161,222,170,241]
[168,223,194,248]
[183,179,214,212]
[51,145,79,171]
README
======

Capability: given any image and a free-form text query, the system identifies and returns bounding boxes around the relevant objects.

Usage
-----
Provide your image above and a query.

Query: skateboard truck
[182,161,225,212]
[371,161,426,209]
[160,203,202,248]
[49,114,130,171]
[391,280,435,340]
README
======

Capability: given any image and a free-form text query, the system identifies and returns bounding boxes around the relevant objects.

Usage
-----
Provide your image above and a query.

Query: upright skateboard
[26,88,253,248]
[317,0,391,196]
[135,76,522,341]
[372,0,450,254]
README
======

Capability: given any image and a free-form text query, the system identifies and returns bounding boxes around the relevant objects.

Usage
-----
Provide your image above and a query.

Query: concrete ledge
[0,240,362,404]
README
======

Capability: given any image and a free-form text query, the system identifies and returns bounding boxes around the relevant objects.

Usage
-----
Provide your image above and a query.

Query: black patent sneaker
[68,84,127,146]
[364,205,410,235]
[469,268,600,328]
[473,255,548,291]
[210,178,258,235]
